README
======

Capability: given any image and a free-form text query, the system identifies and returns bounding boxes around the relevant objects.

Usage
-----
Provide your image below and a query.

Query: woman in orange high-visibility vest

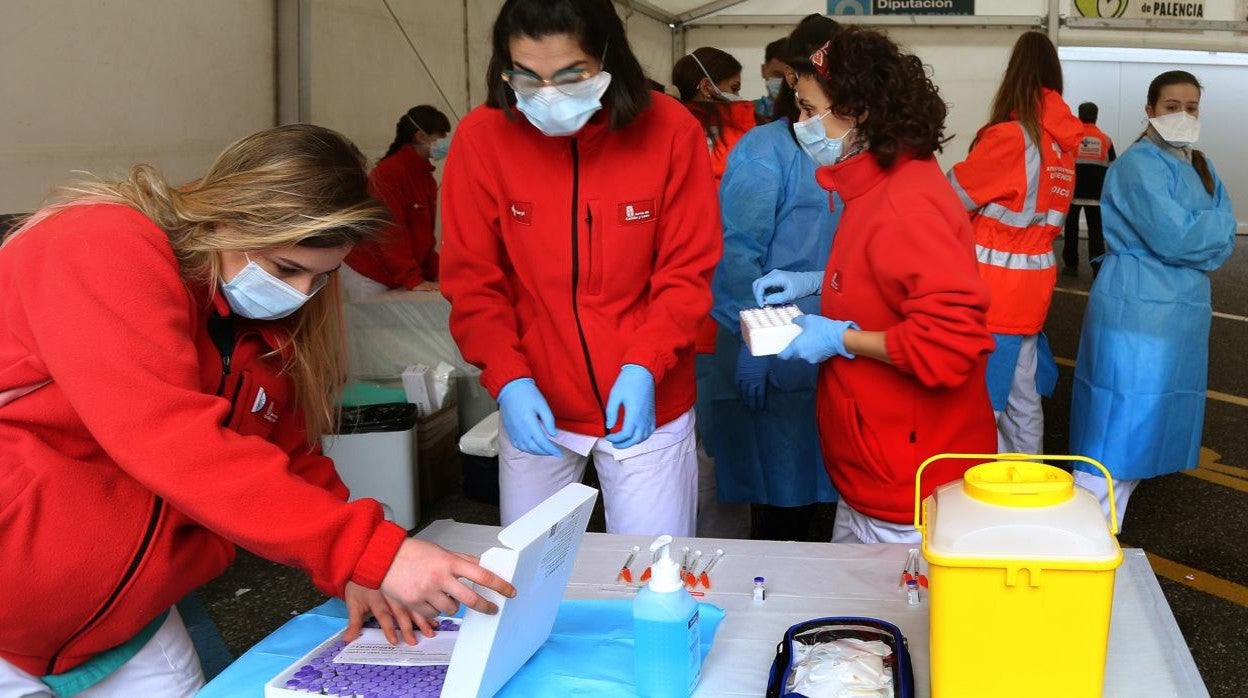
[947,32,1084,454]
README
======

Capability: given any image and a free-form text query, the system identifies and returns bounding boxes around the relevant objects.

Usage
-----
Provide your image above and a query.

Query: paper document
[333,627,458,666]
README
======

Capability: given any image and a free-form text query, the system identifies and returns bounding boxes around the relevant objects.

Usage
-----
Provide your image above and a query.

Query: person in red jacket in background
[947,32,1083,455]
[672,47,758,356]
[753,28,996,544]
[672,47,757,185]
[0,125,512,697]
[440,0,720,537]
[342,105,450,300]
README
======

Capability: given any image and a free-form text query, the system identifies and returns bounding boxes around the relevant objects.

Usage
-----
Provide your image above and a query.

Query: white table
[418,520,1208,697]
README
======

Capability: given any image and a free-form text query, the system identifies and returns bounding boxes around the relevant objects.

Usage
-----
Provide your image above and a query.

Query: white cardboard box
[263,483,598,698]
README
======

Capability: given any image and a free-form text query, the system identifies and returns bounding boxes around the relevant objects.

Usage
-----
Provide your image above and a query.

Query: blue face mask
[406,115,451,161]
[515,71,613,137]
[792,112,855,167]
[220,256,327,320]
[429,136,450,161]
[765,77,784,100]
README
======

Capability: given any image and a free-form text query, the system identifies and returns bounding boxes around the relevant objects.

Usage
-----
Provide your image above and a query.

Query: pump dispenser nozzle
[647,535,683,593]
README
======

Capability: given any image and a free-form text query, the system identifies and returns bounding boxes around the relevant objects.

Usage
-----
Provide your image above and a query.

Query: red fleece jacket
[0,205,405,676]
[346,145,441,288]
[439,96,721,435]
[813,153,998,523]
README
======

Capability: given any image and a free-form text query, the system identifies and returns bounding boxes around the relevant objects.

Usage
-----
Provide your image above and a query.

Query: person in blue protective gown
[1070,70,1236,528]
[696,62,841,541]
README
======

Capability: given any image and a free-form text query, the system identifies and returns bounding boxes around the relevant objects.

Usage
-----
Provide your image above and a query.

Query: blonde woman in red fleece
[0,125,512,697]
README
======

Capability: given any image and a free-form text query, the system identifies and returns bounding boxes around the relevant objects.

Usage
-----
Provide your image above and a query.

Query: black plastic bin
[336,403,419,434]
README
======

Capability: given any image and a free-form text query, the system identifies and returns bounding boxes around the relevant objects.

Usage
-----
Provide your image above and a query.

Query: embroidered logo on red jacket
[251,387,280,423]
[829,269,843,293]
[251,387,267,413]
[618,200,656,225]
[510,201,533,225]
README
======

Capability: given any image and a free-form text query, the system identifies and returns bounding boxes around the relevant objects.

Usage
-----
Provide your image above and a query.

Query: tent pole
[672,23,686,67]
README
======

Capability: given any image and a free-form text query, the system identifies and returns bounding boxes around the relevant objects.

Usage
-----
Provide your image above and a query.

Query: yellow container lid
[962,461,1075,508]
[924,461,1120,565]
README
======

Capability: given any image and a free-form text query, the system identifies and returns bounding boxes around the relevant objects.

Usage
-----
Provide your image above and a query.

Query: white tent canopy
[3,0,1248,219]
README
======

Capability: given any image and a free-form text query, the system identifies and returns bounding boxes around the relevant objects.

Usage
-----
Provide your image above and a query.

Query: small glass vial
[752,576,766,601]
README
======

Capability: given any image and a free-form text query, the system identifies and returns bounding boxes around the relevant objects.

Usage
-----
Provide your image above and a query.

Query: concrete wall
[0,0,275,213]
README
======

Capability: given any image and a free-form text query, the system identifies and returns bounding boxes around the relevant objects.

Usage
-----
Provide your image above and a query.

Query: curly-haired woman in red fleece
[753,27,996,544]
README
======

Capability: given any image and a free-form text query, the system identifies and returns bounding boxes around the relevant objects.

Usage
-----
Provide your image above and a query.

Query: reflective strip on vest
[968,124,1068,230]
[949,171,978,211]
[976,245,1057,270]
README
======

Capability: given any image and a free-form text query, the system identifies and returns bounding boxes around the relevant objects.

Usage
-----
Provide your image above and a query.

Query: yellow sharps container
[914,453,1122,698]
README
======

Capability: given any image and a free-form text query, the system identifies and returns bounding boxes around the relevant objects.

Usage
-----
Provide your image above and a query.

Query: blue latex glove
[768,355,820,392]
[604,364,655,449]
[778,315,859,364]
[497,378,562,457]
[752,269,824,307]
[734,345,770,411]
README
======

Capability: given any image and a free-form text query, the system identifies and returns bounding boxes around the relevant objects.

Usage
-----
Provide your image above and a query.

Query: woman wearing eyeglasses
[439,0,721,536]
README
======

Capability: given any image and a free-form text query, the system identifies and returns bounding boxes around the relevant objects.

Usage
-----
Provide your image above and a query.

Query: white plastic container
[739,305,803,356]
[459,410,500,458]
[321,405,420,529]
[633,535,702,697]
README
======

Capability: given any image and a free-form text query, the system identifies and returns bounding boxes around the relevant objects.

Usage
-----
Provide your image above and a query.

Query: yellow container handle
[913,453,1118,536]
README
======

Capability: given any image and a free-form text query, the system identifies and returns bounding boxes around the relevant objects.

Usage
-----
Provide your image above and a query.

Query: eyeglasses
[502,67,600,96]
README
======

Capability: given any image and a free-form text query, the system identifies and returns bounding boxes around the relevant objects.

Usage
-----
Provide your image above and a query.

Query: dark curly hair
[790,27,949,169]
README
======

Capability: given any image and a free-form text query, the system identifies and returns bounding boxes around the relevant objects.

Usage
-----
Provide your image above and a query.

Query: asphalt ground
[200,231,1248,696]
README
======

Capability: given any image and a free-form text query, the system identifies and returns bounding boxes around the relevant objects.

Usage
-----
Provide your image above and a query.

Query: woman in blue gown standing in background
[697,17,842,541]
[1070,70,1236,528]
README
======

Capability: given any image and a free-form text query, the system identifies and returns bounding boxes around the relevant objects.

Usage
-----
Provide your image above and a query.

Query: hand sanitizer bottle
[633,535,702,697]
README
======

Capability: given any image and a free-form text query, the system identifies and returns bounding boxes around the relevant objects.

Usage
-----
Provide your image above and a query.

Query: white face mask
[689,52,743,103]
[1149,111,1200,146]
[220,256,327,320]
[515,71,613,137]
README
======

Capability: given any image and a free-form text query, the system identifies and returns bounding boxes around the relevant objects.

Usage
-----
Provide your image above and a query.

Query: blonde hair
[8,124,390,443]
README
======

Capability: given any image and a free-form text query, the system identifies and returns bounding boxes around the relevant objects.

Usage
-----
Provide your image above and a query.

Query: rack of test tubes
[739,305,803,356]
[265,619,460,697]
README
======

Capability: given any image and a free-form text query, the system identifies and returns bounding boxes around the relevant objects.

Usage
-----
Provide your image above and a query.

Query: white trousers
[995,334,1043,454]
[831,502,922,545]
[1073,470,1140,530]
[0,608,203,698]
[498,409,698,537]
